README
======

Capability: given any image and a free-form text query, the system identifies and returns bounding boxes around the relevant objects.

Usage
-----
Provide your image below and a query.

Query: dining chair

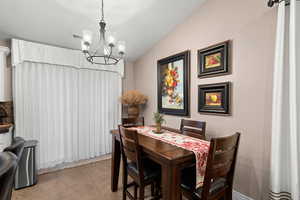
[3,137,25,199]
[180,119,206,140]
[118,125,161,200]
[181,132,241,200]
[4,137,25,164]
[122,117,145,128]
[0,152,18,200]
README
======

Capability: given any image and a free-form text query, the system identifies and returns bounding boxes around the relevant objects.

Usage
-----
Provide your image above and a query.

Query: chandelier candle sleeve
[107,32,116,47]
[118,41,126,54]
[81,41,89,52]
[82,30,93,44]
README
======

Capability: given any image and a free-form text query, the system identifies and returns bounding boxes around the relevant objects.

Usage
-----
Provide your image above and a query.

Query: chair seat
[181,167,227,199]
[0,152,17,176]
[127,158,161,181]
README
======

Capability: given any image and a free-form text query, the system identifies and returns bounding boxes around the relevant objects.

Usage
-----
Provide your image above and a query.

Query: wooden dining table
[110,126,196,200]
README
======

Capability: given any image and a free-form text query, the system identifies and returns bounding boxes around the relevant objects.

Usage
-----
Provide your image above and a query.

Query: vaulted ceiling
[0,0,206,61]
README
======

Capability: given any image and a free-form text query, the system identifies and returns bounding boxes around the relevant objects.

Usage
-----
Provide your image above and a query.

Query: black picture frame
[198,82,231,115]
[198,40,230,78]
[157,51,190,116]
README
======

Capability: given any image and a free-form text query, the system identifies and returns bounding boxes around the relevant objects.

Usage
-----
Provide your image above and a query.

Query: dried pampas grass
[120,90,148,105]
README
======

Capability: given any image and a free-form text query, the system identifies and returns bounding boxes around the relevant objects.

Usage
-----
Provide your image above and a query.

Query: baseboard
[38,154,112,175]
[233,190,254,200]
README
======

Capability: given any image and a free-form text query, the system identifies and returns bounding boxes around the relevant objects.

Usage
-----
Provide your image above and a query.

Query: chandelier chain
[101,0,104,21]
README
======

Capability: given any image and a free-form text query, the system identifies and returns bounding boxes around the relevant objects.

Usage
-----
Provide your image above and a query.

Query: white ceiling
[0,0,206,61]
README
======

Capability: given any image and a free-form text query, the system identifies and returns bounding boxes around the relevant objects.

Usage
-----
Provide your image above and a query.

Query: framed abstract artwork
[198,82,231,115]
[198,40,230,78]
[157,51,190,116]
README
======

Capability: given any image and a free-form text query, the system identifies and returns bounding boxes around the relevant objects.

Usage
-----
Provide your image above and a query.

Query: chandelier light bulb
[82,30,93,45]
[118,41,126,55]
[81,40,89,52]
[107,32,116,47]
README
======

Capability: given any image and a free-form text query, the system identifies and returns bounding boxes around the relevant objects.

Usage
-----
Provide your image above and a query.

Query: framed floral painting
[157,51,190,116]
[198,40,231,78]
[198,82,231,115]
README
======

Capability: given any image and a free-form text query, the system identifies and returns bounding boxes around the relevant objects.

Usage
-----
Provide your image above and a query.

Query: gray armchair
[0,152,18,200]
[1,137,25,200]
[4,137,25,164]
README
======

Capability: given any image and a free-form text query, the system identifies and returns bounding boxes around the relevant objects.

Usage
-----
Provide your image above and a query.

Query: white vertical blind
[78,69,121,160]
[13,62,121,169]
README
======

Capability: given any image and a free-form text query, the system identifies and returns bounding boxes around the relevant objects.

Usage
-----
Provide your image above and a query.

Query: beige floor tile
[12,159,157,200]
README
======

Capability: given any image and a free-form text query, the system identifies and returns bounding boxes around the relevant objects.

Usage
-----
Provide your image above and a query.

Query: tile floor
[12,159,153,200]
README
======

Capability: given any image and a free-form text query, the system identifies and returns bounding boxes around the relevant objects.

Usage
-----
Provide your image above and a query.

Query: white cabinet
[0,46,11,101]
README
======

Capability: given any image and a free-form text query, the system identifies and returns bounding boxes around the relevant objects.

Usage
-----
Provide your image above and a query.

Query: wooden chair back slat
[214,134,239,151]
[182,127,203,134]
[211,162,233,178]
[182,128,204,139]
[180,119,206,140]
[122,117,145,128]
[180,119,206,129]
[212,148,235,165]
[122,139,138,162]
[122,129,138,140]
[200,132,241,200]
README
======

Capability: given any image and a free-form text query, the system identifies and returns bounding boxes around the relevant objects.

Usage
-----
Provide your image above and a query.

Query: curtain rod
[268,0,299,7]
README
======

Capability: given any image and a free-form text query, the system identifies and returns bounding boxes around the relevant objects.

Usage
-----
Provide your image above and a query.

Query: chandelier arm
[115,57,121,65]
[87,51,94,62]
[84,51,90,59]
[108,46,113,60]
[87,51,92,57]
[115,57,122,65]
[85,51,95,63]
[104,54,108,65]
[92,50,97,57]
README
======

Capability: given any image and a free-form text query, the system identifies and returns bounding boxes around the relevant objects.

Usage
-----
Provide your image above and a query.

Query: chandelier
[73,0,126,65]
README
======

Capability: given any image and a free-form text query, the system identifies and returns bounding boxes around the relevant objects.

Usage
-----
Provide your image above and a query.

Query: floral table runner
[130,126,210,188]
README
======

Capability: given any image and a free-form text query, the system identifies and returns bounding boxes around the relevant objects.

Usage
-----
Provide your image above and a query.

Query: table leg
[111,135,121,192]
[162,163,181,200]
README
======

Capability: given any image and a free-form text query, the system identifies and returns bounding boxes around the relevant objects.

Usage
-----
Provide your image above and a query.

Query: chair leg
[139,185,145,200]
[150,180,162,200]
[154,181,159,196]
[122,169,128,200]
[151,183,155,196]
[134,184,138,199]
[225,187,232,200]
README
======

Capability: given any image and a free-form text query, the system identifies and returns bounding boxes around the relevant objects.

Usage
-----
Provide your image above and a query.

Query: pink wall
[133,0,277,199]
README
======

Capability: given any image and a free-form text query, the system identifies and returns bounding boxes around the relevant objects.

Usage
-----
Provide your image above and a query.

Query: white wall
[0,40,11,101]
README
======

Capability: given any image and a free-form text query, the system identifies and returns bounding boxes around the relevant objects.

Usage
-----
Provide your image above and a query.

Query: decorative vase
[156,123,162,132]
[128,105,140,118]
